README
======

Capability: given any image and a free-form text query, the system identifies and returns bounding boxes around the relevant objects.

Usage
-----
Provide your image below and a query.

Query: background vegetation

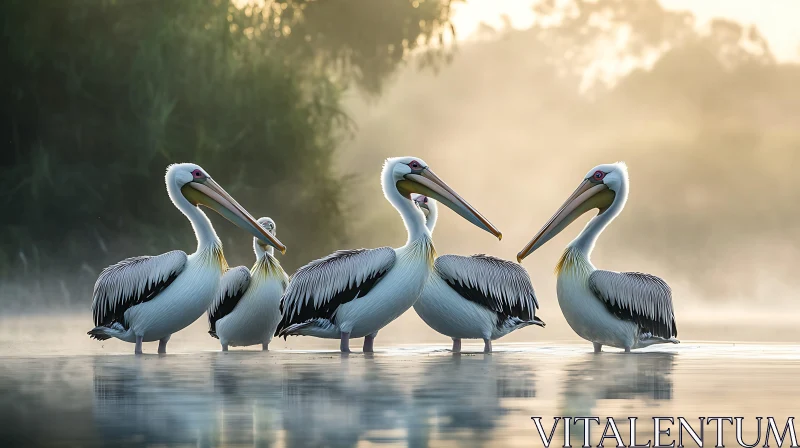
[0,0,457,309]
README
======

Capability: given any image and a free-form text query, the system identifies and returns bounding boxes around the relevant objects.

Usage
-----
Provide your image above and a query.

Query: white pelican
[208,217,289,351]
[87,163,285,354]
[516,162,678,352]
[411,194,545,353]
[275,157,501,353]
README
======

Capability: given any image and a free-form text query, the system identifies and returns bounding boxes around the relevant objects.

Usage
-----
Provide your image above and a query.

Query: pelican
[87,163,285,354]
[516,162,678,352]
[208,217,289,351]
[275,157,501,353]
[411,194,545,353]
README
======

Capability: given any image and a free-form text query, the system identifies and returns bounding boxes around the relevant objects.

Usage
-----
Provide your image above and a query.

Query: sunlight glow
[451,0,800,61]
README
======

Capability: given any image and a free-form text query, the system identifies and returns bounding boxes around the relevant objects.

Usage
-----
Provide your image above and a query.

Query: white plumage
[276,156,501,353]
[518,162,678,352]
[88,163,284,354]
[588,270,675,339]
[210,267,252,320]
[279,248,396,322]
[412,195,544,353]
[275,234,432,351]
[91,250,187,329]
[434,255,539,317]
[89,248,224,348]
[208,217,289,351]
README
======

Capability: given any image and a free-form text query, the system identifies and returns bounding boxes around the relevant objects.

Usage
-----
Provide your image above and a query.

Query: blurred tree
[0,0,457,308]
[531,0,773,87]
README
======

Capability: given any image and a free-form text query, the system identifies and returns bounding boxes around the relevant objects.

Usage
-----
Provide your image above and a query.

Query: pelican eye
[593,170,605,181]
[192,169,205,179]
[408,160,422,170]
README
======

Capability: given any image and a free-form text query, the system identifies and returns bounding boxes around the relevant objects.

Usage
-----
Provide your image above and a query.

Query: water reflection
[11,346,798,448]
[93,357,218,446]
[561,353,675,444]
[0,358,96,448]
[280,356,410,447]
[83,352,538,447]
[410,355,538,447]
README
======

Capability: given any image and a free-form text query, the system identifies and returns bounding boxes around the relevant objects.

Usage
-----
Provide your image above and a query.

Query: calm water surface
[1,340,799,447]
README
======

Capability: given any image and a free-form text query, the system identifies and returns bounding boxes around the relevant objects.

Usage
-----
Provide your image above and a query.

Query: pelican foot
[593,342,602,353]
[135,336,143,355]
[451,338,462,353]
[483,338,492,354]
[158,336,170,354]
[363,334,375,353]
[340,331,351,353]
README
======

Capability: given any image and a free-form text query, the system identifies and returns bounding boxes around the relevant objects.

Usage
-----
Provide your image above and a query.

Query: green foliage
[0,0,456,308]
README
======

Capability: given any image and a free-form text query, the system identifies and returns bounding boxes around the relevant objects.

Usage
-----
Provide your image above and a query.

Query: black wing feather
[589,271,677,339]
[91,250,187,329]
[208,266,251,338]
[435,254,539,321]
[275,248,396,337]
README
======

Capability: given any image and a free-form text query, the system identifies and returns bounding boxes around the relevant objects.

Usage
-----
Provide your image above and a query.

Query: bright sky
[450,0,800,61]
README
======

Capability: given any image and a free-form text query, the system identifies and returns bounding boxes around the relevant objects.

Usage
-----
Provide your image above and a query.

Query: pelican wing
[91,250,187,328]
[588,270,677,338]
[208,266,252,338]
[276,247,396,336]
[434,254,539,320]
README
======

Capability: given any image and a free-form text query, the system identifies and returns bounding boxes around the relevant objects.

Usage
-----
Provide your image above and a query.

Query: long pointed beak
[516,179,614,263]
[397,168,501,240]
[181,179,287,254]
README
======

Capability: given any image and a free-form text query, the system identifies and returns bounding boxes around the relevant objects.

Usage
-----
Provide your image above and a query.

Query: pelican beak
[181,179,287,254]
[397,168,501,240]
[517,179,614,263]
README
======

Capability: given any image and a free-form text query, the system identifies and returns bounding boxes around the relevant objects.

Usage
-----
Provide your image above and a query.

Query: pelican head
[517,162,627,262]
[411,193,431,218]
[255,217,278,252]
[412,193,439,233]
[384,157,501,240]
[167,163,286,253]
[258,217,277,235]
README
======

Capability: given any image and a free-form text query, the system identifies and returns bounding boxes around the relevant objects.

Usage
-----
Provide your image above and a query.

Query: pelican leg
[262,341,269,351]
[593,342,602,353]
[483,338,492,354]
[135,336,143,355]
[624,347,631,353]
[340,332,351,353]
[158,335,170,354]
[363,333,376,353]
[451,338,462,353]
[221,344,229,352]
